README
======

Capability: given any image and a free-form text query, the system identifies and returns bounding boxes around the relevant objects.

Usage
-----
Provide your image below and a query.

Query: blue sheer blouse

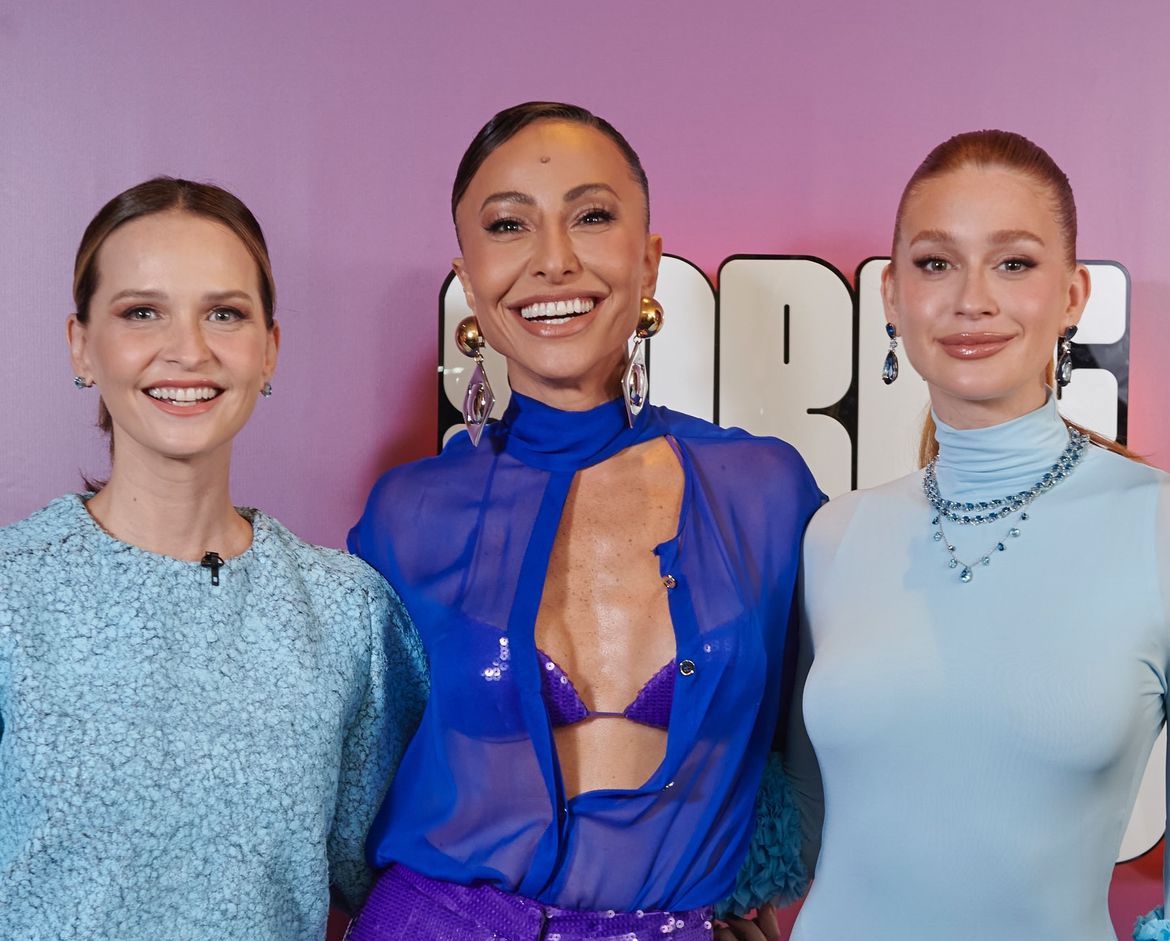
[349,392,822,912]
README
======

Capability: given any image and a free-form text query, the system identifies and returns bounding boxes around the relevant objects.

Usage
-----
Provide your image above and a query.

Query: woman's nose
[162,315,213,367]
[529,225,581,282]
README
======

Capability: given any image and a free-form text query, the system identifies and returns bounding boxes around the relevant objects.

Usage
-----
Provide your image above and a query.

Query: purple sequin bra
[538,649,675,729]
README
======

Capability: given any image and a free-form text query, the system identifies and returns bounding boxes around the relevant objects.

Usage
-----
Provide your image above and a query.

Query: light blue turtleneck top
[790,395,1170,940]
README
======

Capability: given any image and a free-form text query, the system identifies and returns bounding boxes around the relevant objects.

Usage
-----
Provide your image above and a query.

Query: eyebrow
[107,289,255,304]
[480,191,535,211]
[908,228,1046,248]
[564,182,618,202]
[987,228,1045,247]
[201,290,254,304]
[479,182,620,213]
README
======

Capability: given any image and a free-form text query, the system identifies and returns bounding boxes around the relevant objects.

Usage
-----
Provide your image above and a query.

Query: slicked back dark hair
[451,101,650,230]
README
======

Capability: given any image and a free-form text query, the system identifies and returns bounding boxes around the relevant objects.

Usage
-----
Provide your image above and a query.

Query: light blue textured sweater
[0,495,428,941]
[790,397,1170,941]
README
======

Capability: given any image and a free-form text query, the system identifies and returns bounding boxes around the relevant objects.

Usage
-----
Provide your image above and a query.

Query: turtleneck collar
[496,390,649,473]
[931,392,1073,502]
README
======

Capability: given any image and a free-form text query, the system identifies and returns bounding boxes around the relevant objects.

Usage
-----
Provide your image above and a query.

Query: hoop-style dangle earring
[622,297,664,426]
[260,381,273,398]
[73,376,92,389]
[881,323,899,385]
[455,315,495,447]
[1056,324,1078,391]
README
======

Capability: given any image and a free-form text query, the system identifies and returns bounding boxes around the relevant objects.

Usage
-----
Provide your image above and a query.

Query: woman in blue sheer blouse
[347,102,823,940]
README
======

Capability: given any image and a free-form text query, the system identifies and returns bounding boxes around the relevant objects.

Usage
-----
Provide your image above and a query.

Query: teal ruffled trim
[1135,908,1170,940]
[712,751,808,919]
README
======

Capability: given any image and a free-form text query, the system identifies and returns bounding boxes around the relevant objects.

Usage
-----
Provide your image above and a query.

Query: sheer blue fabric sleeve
[713,441,824,918]
[327,575,428,911]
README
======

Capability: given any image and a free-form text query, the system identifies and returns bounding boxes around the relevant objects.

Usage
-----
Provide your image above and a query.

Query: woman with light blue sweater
[0,178,427,941]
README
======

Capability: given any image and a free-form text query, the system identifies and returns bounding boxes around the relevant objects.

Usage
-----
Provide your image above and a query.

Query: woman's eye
[209,306,245,323]
[999,257,1035,273]
[486,217,524,234]
[579,208,615,225]
[122,306,158,321]
[914,256,950,273]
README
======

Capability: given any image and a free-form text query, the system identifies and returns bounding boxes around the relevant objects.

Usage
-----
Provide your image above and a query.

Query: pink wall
[4,0,1169,541]
[2,1,1167,932]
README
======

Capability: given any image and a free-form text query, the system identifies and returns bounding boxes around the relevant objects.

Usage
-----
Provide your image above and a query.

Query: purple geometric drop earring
[455,315,495,447]
[622,296,664,426]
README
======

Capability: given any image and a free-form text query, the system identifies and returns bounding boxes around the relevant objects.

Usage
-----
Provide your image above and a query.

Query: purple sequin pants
[347,864,715,941]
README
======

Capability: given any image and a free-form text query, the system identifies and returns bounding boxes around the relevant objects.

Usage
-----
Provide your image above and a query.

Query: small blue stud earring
[73,376,91,389]
[260,381,273,398]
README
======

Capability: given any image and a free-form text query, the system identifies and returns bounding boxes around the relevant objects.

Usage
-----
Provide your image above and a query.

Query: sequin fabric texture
[538,649,675,728]
[0,495,428,941]
[349,863,715,941]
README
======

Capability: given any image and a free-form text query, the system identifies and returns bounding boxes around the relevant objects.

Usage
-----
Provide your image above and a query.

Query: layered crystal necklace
[922,426,1089,583]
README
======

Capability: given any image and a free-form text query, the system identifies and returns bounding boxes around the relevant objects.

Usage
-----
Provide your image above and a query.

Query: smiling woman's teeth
[147,387,221,404]
[519,298,595,322]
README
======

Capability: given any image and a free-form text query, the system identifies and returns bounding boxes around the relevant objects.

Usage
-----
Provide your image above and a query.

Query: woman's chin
[928,380,1050,426]
[508,369,623,407]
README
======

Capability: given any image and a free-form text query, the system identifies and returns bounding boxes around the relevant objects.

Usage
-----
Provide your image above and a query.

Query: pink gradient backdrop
[2,1,1167,934]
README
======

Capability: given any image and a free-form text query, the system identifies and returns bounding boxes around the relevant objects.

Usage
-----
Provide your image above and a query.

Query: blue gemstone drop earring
[1056,324,1078,395]
[881,323,899,385]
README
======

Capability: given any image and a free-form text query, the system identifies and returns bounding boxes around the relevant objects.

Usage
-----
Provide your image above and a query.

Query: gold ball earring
[455,316,487,358]
[636,296,664,339]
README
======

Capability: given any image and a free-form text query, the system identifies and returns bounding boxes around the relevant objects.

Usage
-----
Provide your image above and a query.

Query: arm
[327,579,428,912]
[1133,480,1170,940]
[781,583,824,880]
[1132,716,1170,939]
[714,751,808,922]
[714,493,833,928]
[714,583,822,922]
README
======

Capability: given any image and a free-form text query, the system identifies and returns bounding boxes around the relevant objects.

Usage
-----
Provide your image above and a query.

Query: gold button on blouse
[662,574,677,589]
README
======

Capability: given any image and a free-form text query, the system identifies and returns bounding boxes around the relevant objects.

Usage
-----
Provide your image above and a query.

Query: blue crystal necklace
[923,426,1089,583]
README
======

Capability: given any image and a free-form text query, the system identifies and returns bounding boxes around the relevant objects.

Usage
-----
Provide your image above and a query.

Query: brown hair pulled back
[73,177,276,446]
[893,131,1138,465]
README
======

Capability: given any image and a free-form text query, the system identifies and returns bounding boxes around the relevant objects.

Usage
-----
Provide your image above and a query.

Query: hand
[713,903,781,941]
